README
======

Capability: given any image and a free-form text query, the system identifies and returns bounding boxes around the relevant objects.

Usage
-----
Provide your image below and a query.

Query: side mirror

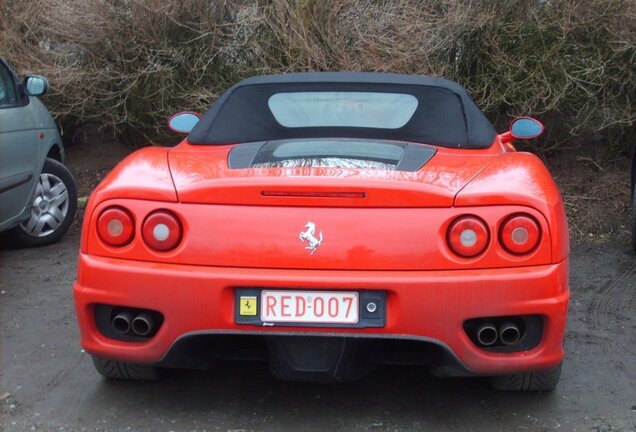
[168,112,201,134]
[24,75,48,96]
[510,117,544,139]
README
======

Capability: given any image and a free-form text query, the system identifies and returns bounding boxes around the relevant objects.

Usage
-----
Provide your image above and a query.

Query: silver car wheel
[20,172,70,238]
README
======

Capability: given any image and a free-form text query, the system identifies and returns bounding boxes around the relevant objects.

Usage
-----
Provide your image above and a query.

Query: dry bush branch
[0,0,633,149]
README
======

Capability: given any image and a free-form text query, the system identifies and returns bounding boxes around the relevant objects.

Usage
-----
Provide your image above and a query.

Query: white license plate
[260,290,359,324]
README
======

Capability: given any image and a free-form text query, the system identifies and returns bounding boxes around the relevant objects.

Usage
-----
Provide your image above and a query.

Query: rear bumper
[74,253,569,375]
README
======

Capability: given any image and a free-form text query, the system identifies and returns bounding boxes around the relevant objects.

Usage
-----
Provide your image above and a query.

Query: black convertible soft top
[188,72,496,149]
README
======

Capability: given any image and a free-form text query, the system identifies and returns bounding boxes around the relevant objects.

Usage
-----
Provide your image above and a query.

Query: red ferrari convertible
[74,73,569,391]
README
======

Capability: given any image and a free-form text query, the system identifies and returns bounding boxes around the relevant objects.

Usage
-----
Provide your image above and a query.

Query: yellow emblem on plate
[239,296,257,316]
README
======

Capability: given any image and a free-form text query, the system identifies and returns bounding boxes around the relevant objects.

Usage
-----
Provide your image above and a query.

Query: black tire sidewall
[8,158,78,248]
[91,356,160,380]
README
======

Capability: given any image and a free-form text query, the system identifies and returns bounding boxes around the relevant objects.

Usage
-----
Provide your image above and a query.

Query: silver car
[0,59,76,247]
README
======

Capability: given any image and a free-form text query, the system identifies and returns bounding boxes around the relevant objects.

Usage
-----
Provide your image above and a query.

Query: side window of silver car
[0,63,18,107]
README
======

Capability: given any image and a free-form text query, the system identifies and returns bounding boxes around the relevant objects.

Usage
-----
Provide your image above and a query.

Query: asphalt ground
[1,229,635,432]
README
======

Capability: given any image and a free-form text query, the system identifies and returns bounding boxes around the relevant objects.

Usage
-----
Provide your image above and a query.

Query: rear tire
[91,356,160,381]
[489,363,562,392]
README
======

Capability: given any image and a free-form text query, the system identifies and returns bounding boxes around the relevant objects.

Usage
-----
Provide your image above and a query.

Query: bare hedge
[1,0,634,149]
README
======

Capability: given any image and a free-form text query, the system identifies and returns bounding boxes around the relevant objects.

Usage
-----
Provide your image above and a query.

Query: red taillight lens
[447,216,489,257]
[97,207,134,247]
[142,210,182,251]
[500,214,541,255]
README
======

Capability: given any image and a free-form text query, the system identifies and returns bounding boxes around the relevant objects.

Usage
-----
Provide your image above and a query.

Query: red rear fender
[81,147,176,252]
[455,152,569,262]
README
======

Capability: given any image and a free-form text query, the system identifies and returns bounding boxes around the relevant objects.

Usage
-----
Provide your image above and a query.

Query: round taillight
[500,214,541,255]
[447,216,489,258]
[97,207,134,247]
[142,210,182,251]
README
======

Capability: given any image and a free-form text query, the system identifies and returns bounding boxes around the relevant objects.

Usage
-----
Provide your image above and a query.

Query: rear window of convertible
[268,92,419,129]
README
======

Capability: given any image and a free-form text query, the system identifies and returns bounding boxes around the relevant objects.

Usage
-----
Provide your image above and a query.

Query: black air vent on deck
[228,138,436,172]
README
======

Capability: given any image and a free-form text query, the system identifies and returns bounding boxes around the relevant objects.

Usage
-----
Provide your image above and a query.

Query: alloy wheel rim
[20,173,69,238]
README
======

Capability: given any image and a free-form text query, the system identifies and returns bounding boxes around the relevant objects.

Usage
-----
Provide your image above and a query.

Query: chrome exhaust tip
[131,312,155,337]
[499,322,521,345]
[476,323,498,346]
[112,311,133,334]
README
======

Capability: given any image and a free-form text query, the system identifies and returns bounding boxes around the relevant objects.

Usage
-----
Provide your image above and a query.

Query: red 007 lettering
[260,291,359,324]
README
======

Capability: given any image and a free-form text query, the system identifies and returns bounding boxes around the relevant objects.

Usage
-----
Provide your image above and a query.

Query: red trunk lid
[168,143,497,208]
[160,143,505,270]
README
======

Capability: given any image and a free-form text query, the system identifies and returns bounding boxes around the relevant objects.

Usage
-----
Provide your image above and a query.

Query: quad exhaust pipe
[475,321,522,347]
[498,322,521,346]
[131,312,155,337]
[111,310,156,337]
[476,323,498,346]
[112,311,133,335]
